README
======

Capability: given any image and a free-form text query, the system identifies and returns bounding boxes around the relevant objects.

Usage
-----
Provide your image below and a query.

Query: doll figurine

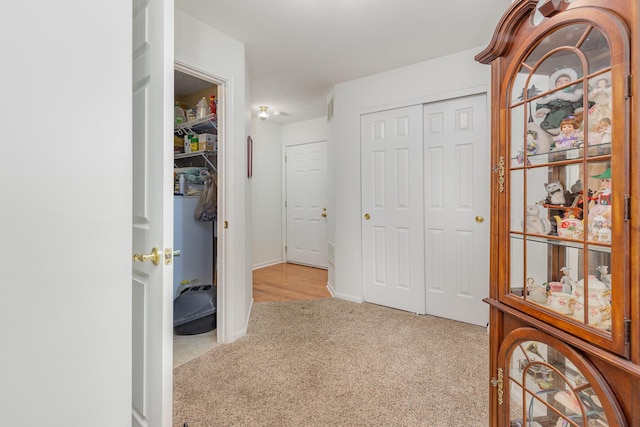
[589,167,612,216]
[588,78,613,128]
[588,168,612,241]
[551,117,582,150]
[588,117,612,145]
[535,68,589,135]
[560,266,576,294]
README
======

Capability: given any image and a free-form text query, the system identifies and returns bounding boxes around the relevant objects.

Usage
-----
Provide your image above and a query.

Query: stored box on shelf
[198,133,218,151]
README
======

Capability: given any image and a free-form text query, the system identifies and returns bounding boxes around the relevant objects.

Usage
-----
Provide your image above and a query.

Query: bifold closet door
[423,93,489,327]
[361,105,425,314]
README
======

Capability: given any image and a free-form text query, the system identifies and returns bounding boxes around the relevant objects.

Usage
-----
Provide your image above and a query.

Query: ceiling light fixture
[258,106,270,121]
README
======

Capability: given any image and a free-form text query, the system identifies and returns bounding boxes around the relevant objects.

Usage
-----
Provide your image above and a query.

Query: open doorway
[172,68,221,367]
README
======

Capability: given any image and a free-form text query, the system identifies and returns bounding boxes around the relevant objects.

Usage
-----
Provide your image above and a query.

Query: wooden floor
[253,262,331,302]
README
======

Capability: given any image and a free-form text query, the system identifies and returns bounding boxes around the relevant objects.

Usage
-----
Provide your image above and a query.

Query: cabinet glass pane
[582,248,612,332]
[511,104,527,167]
[510,235,525,297]
[525,164,584,237]
[511,66,530,106]
[508,340,610,426]
[585,73,612,133]
[580,27,611,75]
[525,24,590,69]
[585,161,612,244]
[511,169,525,234]
[585,73,613,157]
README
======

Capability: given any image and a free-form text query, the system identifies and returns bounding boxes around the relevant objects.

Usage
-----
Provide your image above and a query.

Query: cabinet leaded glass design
[501,329,625,426]
[505,12,629,354]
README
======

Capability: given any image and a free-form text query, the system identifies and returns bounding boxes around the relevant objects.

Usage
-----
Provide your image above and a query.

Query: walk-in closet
[172,69,220,366]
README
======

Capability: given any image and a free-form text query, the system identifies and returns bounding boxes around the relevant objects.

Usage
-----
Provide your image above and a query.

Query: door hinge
[285,245,287,253]
[625,74,632,99]
[624,196,631,221]
[624,318,631,344]
[490,367,504,405]
[285,200,287,208]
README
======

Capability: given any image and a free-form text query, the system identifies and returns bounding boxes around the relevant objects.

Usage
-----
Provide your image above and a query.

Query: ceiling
[175,0,513,124]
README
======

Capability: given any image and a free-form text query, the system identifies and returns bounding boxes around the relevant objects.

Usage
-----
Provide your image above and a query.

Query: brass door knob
[475,216,485,223]
[364,213,370,220]
[321,212,327,217]
[133,247,160,265]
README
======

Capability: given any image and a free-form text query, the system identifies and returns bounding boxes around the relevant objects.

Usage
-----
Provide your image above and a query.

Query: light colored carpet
[173,298,489,426]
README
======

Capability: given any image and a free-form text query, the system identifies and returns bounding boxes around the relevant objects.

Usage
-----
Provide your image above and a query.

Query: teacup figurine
[526,277,549,304]
[548,292,576,315]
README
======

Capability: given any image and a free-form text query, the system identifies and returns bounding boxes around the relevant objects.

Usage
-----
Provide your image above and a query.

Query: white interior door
[132,0,174,426]
[361,105,425,314]
[285,141,328,268]
[423,94,489,326]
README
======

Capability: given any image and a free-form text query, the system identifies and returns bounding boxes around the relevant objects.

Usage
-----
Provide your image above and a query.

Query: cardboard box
[198,133,218,151]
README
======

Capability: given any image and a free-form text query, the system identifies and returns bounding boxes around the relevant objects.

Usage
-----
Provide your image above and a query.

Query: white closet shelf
[174,151,217,171]
[174,113,218,136]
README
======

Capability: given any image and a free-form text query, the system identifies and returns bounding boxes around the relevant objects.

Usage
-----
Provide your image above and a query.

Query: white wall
[175,10,251,342]
[282,117,329,146]
[250,117,330,270]
[251,118,284,268]
[329,47,492,302]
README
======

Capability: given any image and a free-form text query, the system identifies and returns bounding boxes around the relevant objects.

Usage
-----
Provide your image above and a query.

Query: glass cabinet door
[499,329,626,426]
[503,14,629,355]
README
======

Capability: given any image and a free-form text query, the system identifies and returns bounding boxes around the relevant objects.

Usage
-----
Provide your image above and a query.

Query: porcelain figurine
[522,204,552,235]
[548,291,576,315]
[596,265,611,289]
[554,214,583,239]
[588,168,612,237]
[573,275,608,297]
[526,277,549,304]
[560,267,576,294]
[534,68,587,135]
[551,117,582,150]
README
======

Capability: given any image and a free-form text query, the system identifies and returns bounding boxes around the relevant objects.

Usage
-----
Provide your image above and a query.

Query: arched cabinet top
[475,0,539,64]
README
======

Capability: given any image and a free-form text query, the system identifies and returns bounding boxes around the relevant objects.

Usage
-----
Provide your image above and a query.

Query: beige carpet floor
[173,298,489,426]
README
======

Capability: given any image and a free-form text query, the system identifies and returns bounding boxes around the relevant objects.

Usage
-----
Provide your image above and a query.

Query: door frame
[282,139,329,268]
[174,61,231,343]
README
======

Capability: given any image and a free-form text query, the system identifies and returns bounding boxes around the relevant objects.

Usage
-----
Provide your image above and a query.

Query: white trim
[334,292,364,304]
[252,258,283,270]
[173,60,233,344]
[230,298,254,342]
[326,283,336,297]
[359,84,488,116]
[281,143,287,263]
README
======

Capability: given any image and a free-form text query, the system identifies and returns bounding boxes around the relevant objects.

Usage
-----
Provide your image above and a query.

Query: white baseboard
[232,298,254,342]
[331,289,364,304]
[326,282,335,297]
[252,258,283,270]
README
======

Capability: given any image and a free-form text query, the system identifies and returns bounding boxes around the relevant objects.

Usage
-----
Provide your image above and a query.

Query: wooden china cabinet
[476,0,639,425]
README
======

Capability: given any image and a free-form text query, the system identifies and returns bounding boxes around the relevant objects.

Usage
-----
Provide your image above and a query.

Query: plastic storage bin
[173,284,217,335]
